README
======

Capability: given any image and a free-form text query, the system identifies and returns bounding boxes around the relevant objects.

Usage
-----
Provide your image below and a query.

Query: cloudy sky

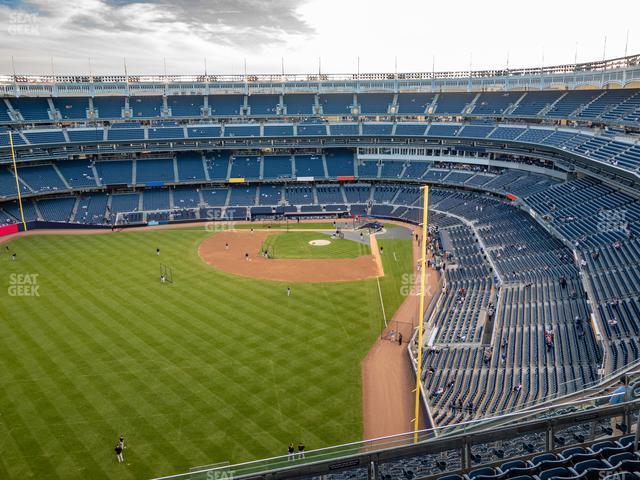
[0,0,638,75]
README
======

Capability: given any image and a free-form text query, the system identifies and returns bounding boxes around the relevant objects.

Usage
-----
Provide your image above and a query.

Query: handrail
[151,393,639,479]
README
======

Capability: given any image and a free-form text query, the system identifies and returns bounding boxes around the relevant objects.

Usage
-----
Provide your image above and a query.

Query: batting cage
[160,263,174,284]
[381,320,415,344]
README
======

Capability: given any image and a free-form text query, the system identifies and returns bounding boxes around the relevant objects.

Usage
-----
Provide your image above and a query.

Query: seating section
[263,156,292,179]
[10,120,597,176]
[130,96,163,118]
[247,95,279,115]
[325,150,354,177]
[319,94,353,115]
[37,197,75,222]
[176,152,206,182]
[230,156,260,179]
[357,93,393,114]
[421,189,602,427]
[472,92,520,115]
[0,89,637,127]
[435,93,476,115]
[11,98,51,121]
[167,95,203,117]
[208,95,244,116]
[75,193,108,224]
[136,158,175,184]
[526,178,640,375]
[56,160,98,188]
[382,432,640,480]
[17,165,66,193]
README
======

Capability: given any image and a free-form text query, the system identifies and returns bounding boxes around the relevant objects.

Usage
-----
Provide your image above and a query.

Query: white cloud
[0,0,638,75]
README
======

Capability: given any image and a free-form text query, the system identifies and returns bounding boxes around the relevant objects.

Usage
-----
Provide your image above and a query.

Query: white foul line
[376,276,387,327]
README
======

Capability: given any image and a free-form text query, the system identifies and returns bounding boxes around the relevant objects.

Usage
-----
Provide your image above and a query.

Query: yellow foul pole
[413,185,429,442]
[9,131,27,231]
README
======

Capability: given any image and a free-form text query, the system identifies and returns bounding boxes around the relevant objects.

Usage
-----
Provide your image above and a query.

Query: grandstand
[2,52,640,480]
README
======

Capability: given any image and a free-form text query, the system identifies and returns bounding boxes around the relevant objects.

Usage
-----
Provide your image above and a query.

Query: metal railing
[1,54,638,86]
[151,394,640,479]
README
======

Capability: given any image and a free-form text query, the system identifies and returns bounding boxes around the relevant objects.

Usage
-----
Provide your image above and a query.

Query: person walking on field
[287,287,291,297]
[298,441,305,459]
[398,332,403,346]
[156,247,160,256]
[287,443,295,460]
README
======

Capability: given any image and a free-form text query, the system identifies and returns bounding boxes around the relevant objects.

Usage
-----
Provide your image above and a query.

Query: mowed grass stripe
[5,292,190,479]
[0,230,412,479]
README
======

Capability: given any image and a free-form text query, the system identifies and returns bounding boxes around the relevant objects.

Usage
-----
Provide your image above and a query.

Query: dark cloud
[63,0,314,47]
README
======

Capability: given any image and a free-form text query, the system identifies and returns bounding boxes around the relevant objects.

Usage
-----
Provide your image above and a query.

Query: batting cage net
[160,264,174,284]
[381,320,415,344]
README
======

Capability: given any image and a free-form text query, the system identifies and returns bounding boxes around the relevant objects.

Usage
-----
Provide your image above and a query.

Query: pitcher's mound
[308,239,331,246]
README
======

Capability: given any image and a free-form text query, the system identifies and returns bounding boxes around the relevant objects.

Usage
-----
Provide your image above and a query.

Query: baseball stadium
[2,3,640,480]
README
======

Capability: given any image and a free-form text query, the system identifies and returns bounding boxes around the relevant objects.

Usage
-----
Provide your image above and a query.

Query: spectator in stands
[610,297,621,312]
[609,377,629,432]
[559,276,567,289]
[545,330,554,350]
[483,349,492,366]
[487,303,495,322]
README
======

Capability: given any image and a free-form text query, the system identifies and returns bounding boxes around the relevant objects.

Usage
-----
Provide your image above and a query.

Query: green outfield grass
[0,229,412,480]
[260,232,370,259]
